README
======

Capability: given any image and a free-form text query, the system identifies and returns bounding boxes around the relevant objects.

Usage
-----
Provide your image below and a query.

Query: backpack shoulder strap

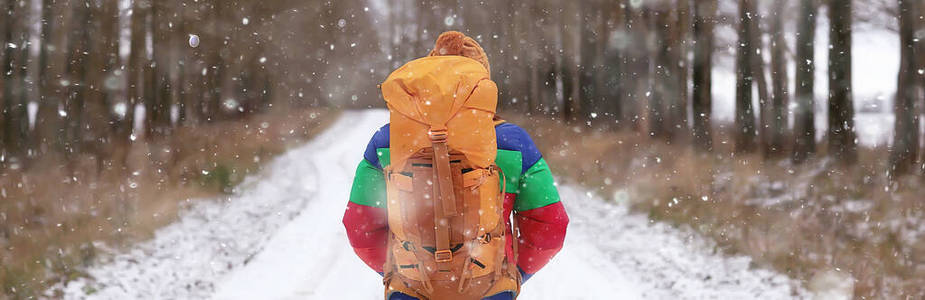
[428,128,457,266]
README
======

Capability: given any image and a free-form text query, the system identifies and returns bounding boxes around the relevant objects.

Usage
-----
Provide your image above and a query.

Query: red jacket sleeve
[342,201,388,273]
[514,202,569,274]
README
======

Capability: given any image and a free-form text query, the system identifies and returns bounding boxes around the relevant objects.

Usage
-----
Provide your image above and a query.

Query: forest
[1,0,923,299]
[0,0,921,174]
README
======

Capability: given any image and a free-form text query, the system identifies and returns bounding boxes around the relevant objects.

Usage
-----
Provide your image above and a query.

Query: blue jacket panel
[361,122,543,173]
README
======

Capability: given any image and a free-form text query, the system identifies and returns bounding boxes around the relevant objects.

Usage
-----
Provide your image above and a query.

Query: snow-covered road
[59,110,806,300]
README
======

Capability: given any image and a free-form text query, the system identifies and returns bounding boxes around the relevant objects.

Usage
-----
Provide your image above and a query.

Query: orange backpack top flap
[381,56,498,171]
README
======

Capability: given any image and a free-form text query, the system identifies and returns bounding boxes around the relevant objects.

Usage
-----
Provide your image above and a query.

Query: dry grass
[507,114,924,299]
[0,108,338,299]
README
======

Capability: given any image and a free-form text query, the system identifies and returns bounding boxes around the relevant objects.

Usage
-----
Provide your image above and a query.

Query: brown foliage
[508,114,924,299]
[0,109,337,298]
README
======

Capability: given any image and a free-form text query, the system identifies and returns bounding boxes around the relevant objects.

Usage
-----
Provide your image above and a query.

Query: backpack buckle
[402,241,414,251]
[479,233,492,244]
[428,128,448,143]
[434,249,453,262]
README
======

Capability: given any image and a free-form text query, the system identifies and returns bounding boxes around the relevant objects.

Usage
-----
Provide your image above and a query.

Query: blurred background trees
[0,0,383,173]
[0,0,923,298]
[2,0,917,174]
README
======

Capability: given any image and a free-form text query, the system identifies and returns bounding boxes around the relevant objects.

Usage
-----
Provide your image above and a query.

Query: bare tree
[78,0,121,170]
[175,4,197,125]
[536,1,559,116]
[203,0,225,121]
[526,1,544,115]
[675,0,692,138]
[0,0,15,156]
[793,0,817,163]
[62,0,92,157]
[692,0,716,152]
[917,1,925,175]
[560,2,581,122]
[652,7,680,139]
[35,0,65,156]
[828,0,857,164]
[890,0,919,175]
[1,0,31,160]
[745,0,772,156]
[768,0,790,158]
[147,0,172,136]
[603,0,629,128]
[735,0,758,153]
[579,0,602,122]
[627,5,652,133]
[120,0,147,145]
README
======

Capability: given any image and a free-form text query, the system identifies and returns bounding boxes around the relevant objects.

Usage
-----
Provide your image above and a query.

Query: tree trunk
[559,2,581,123]
[890,0,919,175]
[16,0,36,161]
[675,0,692,138]
[579,0,600,123]
[498,1,519,113]
[175,5,189,125]
[652,7,678,139]
[768,0,789,158]
[735,0,758,153]
[745,0,772,156]
[692,0,716,151]
[526,1,541,115]
[101,0,123,129]
[630,7,652,134]
[35,0,64,156]
[1,0,16,157]
[607,0,628,129]
[194,0,214,119]
[793,0,817,163]
[827,0,857,164]
[147,0,171,137]
[593,3,608,124]
[121,0,146,145]
[1,0,30,160]
[81,0,118,170]
[63,0,91,157]
[916,1,925,175]
[205,1,224,121]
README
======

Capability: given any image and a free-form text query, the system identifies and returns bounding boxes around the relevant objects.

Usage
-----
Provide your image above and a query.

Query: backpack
[379,55,520,299]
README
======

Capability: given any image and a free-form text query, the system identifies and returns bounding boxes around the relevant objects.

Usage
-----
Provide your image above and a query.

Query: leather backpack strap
[428,127,458,217]
[382,234,397,286]
[428,127,457,267]
[404,162,435,294]
[384,167,407,242]
[493,165,517,264]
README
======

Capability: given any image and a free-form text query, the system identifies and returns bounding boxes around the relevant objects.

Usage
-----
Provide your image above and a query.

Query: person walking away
[343,31,569,300]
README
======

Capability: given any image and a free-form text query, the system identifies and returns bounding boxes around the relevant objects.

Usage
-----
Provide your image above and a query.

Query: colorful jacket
[342,122,569,280]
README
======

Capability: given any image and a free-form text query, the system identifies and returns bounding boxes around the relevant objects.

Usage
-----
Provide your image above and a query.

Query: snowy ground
[55,110,808,300]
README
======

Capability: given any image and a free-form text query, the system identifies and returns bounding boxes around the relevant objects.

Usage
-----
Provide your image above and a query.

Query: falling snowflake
[189,34,200,48]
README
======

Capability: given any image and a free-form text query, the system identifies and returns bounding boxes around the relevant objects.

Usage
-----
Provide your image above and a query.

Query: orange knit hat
[427,31,490,75]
